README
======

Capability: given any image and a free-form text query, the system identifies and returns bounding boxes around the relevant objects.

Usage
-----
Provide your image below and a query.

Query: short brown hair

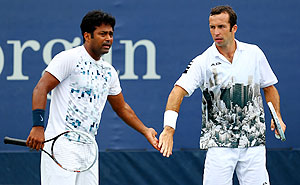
[210,5,237,30]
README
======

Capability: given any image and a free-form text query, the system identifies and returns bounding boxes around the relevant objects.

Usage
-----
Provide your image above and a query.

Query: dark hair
[210,5,237,30]
[80,10,116,42]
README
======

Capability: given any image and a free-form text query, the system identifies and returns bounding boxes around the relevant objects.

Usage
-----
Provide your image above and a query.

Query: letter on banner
[120,40,161,80]
[7,40,40,80]
[43,37,81,65]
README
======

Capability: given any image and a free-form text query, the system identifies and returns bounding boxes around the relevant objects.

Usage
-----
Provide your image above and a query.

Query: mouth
[215,38,223,43]
[102,44,111,49]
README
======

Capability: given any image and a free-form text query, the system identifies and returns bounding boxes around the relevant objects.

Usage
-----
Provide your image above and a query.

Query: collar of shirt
[81,45,105,65]
[211,39,246,61]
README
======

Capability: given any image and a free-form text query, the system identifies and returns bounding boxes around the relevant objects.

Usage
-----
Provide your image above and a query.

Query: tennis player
[26,10,159,185]
[158,5,286,185]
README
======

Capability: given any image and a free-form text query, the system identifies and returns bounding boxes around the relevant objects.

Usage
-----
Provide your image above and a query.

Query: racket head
[267,102,286,141]
[50,130,98,172]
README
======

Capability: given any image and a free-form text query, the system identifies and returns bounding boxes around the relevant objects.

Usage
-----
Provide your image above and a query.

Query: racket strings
[52,132,97,171]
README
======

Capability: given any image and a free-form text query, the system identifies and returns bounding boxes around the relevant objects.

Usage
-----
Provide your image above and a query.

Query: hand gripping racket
[267,102,286,141]
[4,130,98,172]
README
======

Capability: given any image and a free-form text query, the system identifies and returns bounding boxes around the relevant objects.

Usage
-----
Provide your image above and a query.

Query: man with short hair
[26,10,159,185]
[158,5,286,185]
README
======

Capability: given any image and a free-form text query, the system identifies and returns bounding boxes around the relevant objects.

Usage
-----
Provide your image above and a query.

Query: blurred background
[0,0,299,184]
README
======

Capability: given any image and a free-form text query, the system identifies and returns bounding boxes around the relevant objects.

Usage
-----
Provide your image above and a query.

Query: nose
[105,34,113,40]
[213,28,220,35]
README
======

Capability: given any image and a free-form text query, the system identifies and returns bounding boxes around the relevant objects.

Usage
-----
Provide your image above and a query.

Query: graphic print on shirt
[183,60,195,74]
[200,65,265,149]
[65,56,112,136]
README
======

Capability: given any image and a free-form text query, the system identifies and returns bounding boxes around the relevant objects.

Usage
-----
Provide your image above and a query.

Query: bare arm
[107,93,159,150]
[158,85,188,157]
[26,72,60,150]
[263,85,286,135]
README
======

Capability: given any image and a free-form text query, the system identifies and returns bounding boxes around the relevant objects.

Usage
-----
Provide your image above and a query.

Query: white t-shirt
[176,40,278,149]
[45,45,121,139]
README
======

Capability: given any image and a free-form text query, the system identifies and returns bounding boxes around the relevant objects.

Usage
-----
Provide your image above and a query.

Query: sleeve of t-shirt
[256,46,278,88]
[175,57,203,97]
[45,51,75,82]
[108,66,122,95]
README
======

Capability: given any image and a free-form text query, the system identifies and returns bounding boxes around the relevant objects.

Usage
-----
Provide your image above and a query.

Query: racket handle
[4,136,27,147]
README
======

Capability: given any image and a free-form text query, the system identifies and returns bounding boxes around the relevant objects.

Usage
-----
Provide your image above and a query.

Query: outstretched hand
[26,126,45,151]
[158,126,175,157]
[144,127,160,151]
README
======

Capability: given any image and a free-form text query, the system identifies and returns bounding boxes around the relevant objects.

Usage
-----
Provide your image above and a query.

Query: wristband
[32,109,45,127]
[163,110,178,130]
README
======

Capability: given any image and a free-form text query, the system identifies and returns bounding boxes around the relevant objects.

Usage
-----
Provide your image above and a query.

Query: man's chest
[70,60,112,95]
[205,55,259,88]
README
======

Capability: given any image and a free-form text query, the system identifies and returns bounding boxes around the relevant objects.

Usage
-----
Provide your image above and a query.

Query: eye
[100,32,106,36]
[218,25,225,29]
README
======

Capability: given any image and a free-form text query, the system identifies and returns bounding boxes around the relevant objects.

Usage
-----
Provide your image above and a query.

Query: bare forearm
[116,103,148,135]
[32,86,48,110]
[165,85,187,112]
[263,85,281,117]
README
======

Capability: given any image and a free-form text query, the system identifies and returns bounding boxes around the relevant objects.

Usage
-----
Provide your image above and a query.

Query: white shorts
[40,142,99,185]
[203,146,269,185]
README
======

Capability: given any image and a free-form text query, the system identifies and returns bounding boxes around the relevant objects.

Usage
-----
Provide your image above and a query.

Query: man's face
[87,24,114,56]
[209,12,237,47]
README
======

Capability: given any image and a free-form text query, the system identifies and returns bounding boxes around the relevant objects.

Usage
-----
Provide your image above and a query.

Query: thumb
[153,130,157,137]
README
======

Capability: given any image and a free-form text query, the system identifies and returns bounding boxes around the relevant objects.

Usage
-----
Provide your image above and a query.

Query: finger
[162,147,167,157]
[158,136,163,149]
[166,143,173,157]
[160,143,165,154]
[281,122,286,132]
[151,137,160,151]
[153,138,159,146]
[26,137,30,146]
[151,132,158,141]
[31,140,37,150]
[162,142,170,157]
[166,149,172,157]
[161,141,168,155]
[36,142,42,151]
[153,130,157,137]
[165,148,169,157]
[26,138,31,147]
[270,120,275,131]
[28,139,34,149]
[153,142,160,151]
[33,139,42,150]
[164,146,170,157]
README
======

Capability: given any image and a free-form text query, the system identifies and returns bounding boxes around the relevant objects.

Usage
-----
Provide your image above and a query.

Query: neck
[84,44,101,61]
[216,40,236,63]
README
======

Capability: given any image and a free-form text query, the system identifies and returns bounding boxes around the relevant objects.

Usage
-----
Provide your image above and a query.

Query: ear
[232,24,238,34]
[83,32,92,42]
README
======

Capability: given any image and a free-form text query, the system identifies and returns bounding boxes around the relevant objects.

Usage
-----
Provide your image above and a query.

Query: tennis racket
[4,130,98,172]
[267,102,286,141]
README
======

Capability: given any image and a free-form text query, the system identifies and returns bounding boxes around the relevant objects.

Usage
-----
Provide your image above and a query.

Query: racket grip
[4,137,27,147]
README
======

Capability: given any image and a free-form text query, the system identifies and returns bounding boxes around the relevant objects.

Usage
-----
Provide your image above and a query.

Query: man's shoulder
[237,40,261,52]
[57,45,83,57]
[192,45,214,63]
